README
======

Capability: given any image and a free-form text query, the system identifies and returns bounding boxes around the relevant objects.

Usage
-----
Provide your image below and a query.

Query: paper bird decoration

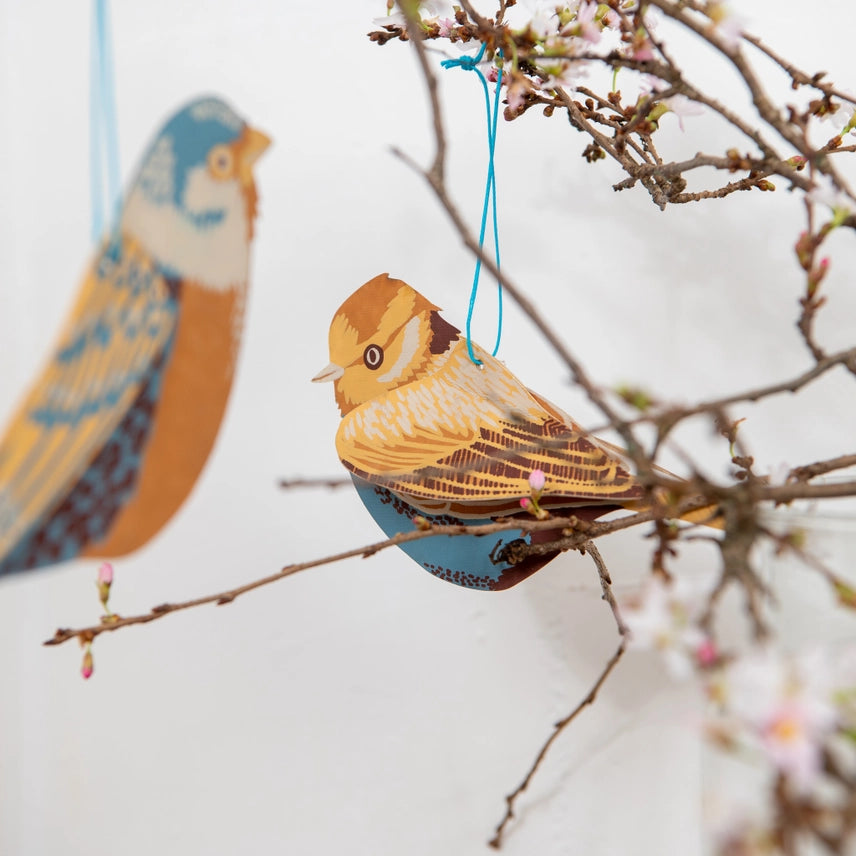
[0,96,270,578]
[314,273,694,591]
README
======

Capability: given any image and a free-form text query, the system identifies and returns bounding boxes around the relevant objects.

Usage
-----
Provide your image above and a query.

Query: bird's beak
[236,126,272,185]
[312,362,345,383]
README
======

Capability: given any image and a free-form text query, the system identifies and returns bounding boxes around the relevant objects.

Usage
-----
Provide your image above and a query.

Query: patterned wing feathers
[343,414,642,507]
[0,239,177,563]
[336,348,643,513]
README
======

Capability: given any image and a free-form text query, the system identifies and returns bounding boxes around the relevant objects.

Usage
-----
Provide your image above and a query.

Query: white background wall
[1,2,854,854]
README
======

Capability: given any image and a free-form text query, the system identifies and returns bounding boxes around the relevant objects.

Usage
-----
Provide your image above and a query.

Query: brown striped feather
[336,337,644,516]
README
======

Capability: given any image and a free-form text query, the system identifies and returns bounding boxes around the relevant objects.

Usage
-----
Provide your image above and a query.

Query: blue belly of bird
[352,476,554,591]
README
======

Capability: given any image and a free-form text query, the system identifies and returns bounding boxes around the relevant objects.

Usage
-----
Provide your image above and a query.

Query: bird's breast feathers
[336,344,538,470]
[122,180,250,293]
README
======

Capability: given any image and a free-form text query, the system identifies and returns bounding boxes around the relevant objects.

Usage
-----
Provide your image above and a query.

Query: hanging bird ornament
[313,274,704,591]
[0,97,270,578]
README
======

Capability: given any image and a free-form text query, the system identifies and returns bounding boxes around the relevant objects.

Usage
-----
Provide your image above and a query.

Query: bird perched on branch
[0,96,270,578]
[313,274,713,591]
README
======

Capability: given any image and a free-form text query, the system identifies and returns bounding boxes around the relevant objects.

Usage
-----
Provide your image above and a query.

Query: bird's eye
[363,344,384,370]
[208,144,234,179]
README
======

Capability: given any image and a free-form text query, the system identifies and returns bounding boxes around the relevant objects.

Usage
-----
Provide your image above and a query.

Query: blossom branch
[61,472,856,651]
[42,504,693,648]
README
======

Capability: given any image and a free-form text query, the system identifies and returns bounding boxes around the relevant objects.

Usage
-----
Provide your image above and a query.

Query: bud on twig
[97,562,114,616]
[521,470,550,519]
[81,643,94,680]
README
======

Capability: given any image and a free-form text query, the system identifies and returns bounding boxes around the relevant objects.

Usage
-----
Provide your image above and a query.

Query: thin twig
[278,476,351,490]
[743,33,856,107]
[47,482,808,649]
[488,640,626,849]
[584,540,628,635]
[589,345,856,437]
[488,540,627,849]
[42,506,685,648]
[788,453,856,483]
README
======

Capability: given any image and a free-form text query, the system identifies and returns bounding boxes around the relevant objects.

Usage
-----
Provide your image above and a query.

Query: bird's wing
[0,238,179,563]
[336,353,643,513]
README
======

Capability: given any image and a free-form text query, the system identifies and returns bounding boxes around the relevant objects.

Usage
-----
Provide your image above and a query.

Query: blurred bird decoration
[314,274,710,591]
[0,97,270,578]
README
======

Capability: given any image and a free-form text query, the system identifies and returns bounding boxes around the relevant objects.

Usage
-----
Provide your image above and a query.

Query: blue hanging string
[441,46,504,365]
[90,0,121,246]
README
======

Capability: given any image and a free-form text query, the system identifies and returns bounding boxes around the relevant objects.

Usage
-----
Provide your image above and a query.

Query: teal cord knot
[441,45,504,366]
[440,42,486,71]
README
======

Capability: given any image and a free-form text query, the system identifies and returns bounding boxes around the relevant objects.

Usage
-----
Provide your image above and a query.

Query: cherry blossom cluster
[623,576,856,853]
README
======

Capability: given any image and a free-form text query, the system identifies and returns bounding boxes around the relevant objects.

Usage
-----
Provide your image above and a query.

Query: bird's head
[312,274,461,416]
[122,96,271,290]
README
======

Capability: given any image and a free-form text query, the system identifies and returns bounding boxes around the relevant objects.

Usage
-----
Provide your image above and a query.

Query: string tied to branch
[441,44,504,365]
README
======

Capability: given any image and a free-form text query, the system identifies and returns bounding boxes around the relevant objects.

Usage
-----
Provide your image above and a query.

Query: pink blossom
[625,6,659,60]
[576,0,600,44]
[661,94,705,131]
[372,1,450,29]
[695,638,719,668]
[97,561,114,614]
[600,8,620,31]
[761,701,827,789]
[528,469,546,492]
[813,101,856,130]
[420,0,447,15]
[506,78,528,112]
[717,649,839,793]
[438,17,455,38]
[519,0,556,39]
[631,39,655,62]
[639,74,667,96]
[806,177,855,224]
[707,3,747,49]
[640,76,704,130]
[98,562,114,585]
[622,575,712,679]
[519,497,533,511]
[557,1,600,44]
[537,59,587,93]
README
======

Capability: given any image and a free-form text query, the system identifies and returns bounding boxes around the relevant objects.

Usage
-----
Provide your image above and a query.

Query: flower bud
[81,645,94,680]
[98,562,113,585]
[528,469,546,493]
[96,562,114,612]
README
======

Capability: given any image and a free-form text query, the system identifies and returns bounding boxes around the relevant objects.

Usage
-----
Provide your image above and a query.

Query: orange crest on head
[331,274,438,344]
[328,274,446,415]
